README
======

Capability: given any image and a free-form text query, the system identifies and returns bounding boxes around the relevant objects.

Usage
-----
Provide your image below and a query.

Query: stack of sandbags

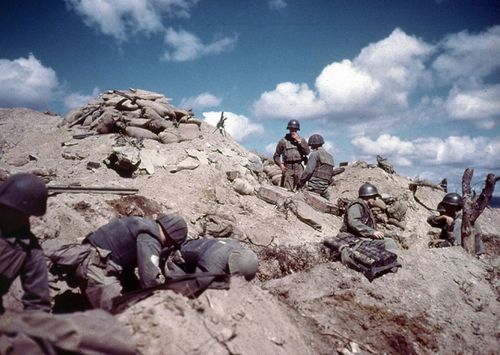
[63,88,203,143]
[262,158,282,186]
[371,194,408,230]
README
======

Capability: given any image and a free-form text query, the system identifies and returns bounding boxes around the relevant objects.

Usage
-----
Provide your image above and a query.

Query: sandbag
[124,126,160,141]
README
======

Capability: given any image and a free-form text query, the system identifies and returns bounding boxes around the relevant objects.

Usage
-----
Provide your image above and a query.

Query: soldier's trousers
[283,162,303,191]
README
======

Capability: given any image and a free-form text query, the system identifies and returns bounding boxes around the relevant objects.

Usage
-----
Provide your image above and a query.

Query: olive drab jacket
[273,134,310,166]
[340,199,377,238]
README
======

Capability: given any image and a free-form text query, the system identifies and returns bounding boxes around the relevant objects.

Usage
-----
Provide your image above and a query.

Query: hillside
[1,106,499,354]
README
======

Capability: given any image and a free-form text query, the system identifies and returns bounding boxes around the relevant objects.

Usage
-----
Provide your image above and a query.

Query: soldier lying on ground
[0,173,51,314]
[297,134,334,199]
[427,193,484,255]
[165,237,259,289]
[49,213,188,311]
[339,182,400,254]
[273,119,310,191]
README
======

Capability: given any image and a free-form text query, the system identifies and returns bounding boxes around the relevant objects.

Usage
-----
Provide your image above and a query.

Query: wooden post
[461,169,498,254]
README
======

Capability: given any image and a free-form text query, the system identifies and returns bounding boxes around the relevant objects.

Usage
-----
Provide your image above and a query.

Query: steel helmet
[436,202,447,213]
[0,173,48,216]
[358,183,379,198]
[441,193,463,208]
[286,119,300,130]
[157,213,188,248]
[228,248,259,281]
[308,134,324,146]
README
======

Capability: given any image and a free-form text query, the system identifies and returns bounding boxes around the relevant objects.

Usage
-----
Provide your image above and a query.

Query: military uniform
[0,227,51,314]
[50,215,186,310]
[340,199,399,253]
[298,146,334,198]
[273,134,310,190]
[427,212,484,254]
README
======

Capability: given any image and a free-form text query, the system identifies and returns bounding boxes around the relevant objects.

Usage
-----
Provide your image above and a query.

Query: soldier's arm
[427,215,445,228]
[19,246,51,312]
[347,204,377,238]
[136,234,163,288]
[273,140,285,166]
[298,138,310,156]
[298,152,317,187]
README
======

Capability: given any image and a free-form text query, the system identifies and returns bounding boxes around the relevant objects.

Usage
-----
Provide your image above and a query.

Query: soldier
[340,183,400,253]
[273,119,310,191]
[49,213,188,311]
[297,134,334,199]
[0,173,51,314]
[427,193,484,255]
[166,238,259,283]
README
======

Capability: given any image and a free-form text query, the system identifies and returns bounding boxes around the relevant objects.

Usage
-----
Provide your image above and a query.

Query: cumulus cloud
[269,0,287,11]
[0,54,59,109]
[265,143,276,155]
[445,85,500,129]
[352,134,500,170]
[179,92,222,110]
[65,0,200,41]
[253,28,432,119]
[64,87,100,109]
[202,111,264,142]
[162,28,237,61]
[433,26,500,83]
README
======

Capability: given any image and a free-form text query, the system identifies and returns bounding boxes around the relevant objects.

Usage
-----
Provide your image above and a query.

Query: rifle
[48,185,138,196]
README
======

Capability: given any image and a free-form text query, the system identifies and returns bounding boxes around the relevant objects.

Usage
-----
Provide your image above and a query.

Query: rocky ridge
[0,104,498,354]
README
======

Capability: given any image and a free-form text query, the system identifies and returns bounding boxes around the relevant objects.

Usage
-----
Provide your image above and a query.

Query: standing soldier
[297,134,334,199]
[0,173,51,314]
[273,119,310,191]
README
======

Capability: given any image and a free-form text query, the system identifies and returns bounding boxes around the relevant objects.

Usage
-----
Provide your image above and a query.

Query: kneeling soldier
[50,213,188,310]
[0,173,51,314]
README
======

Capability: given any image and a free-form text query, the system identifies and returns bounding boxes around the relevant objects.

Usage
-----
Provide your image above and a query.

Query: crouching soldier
[0,173,51,314]
[49,213,188,311]
[166,238,259,287]
[427,193,484,255]
[339,183,400,253]
[297,134,334,199]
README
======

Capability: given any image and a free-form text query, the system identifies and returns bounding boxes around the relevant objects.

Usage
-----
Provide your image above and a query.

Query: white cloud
[265,143,276,155]
[64,87,100,109]
[0,54,59,109]
[445,85,500,129]
[65,0,200,41]
[253,28,433,119]
[162,27,237,61]
[202,111,264,142]
[253,82,326,119]
[269,0,287,11]
[433,26,500,83]
[352,134,500,170]
[179,92,222,110]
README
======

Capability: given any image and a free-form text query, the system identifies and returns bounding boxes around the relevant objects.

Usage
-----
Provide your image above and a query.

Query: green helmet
[308,134,324,146]
[441,193,463,208]
[286,119,300,130]
[157,213,188,248]
[0,173,48,216]
[228,248,259,281]
[358,183,379,198]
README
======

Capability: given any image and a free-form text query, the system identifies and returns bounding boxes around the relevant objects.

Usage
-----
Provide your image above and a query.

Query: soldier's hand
[280,164,287,172]
[443,216,454,225]
[290,131,301,143]
[373,231,384,239]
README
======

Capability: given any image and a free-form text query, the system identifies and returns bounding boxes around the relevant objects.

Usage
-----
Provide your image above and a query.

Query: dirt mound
[1,107,498,354]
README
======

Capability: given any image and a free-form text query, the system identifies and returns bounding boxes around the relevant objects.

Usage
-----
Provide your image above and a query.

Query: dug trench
[256,244,444,354]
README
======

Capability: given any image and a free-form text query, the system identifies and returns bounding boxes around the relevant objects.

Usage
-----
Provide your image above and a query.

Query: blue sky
[1,0,499,194]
